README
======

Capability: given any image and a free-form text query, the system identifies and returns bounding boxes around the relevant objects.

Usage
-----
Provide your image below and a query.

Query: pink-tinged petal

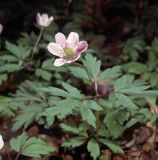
[49,16,54,21]
[41,14,49,26]
[76,41,88,53]
[36,13,41,25]
[0,135,4,150]
[54,58,66,66]
[67,32,79,48]
[55,32,66,48]
[0,24,3,34]
[42,14,49,19]
[65,54,81,64]
[47,16,54,25]
[45,16,53,26]
[47,42,64,57]
[72,54,81,62]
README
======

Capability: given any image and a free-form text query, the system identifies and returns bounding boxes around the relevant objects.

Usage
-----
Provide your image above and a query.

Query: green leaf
[0,96,15,116]
[114,75,134,91]
[146,96,157,107]
[0,55,18,62]
[0,64,21,72]
[35,68,52,81]
[39,87,69,97]
[82,54,101,79]
[84,100,103,111]
[12,104,45,131]
[41,59,56,70]
[151,37,158,53]
[124,62,148,74]
[116,93,138,110]
[80,106,96,128]
[60,123,80,134]
[68,66,89,81]
[5,41,31,59]
[10,133,55,158]
[60,123,87,136]
[119,85,150,95]
[123,36,145,61]
[99,138,123,153]
[0,74,7,84]
[87,139,100,160]
[10,133,28,152]
[99,66,122,80]
[61,82,83,98]
[43,98,80,119]
[104,110,125,138]
[62,137,86,148]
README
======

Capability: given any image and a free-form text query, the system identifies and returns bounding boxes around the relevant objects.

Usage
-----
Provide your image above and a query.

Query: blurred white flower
[36,13,53,27]
[0,134,4,150]
[0,24,3,34]
[47,32,88,66]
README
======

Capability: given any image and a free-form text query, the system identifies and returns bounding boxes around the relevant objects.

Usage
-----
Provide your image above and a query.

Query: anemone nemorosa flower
[0,134,4,150]
[47,32,88,66]
[0,24,3,34]
[36,13,53,27]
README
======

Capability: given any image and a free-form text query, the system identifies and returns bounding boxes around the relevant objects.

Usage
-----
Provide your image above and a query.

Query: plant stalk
[31,27,44,59]
[15,152,21,160]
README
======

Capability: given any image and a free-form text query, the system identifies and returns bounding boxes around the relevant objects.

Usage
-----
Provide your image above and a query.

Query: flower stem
[31,27,44,59]
[94,81,100,139]
[15,152,21,160]
[73,62,93,85]
[73,62,100,137]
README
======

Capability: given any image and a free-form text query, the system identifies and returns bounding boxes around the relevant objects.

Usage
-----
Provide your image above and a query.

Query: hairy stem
[31,27,44,59]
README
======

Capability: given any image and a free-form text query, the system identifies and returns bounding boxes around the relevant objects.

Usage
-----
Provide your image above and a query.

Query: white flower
[36,13,53,27]
[0,134,4,150]
[47,32,88,66]
[0,24,3,34]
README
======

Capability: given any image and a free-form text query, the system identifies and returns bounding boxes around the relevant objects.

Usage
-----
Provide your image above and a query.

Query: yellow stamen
[65,48,73,56]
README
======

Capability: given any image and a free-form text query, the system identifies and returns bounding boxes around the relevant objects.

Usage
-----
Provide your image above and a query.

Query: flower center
[64,48,73,56]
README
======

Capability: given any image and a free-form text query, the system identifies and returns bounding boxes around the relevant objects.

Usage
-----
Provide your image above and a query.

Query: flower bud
[36,13,53,27]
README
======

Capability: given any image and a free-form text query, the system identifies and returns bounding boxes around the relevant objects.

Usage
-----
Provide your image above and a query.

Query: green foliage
[122,37,158,88]
[10,133,55,158]
[0,74,7,84]
[62,137,86,148]
[87,139,100,160]
[104,109,128,138]
[5,41,31,59]
[11,81,51,131]
[124,62,148,75]
[17,32,37,47]
[99,139,123,153]
[12,104,46,132]
[68,66,89,81]
[0,96,17,116]
[0,6,158,159]
[99,66,122,81]
[35,59,55,81]
[82,54,101,80]
[123,36,145,61]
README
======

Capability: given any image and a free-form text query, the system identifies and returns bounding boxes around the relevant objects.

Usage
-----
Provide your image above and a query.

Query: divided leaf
[99,66,122,80]
[99,138,123,153]
[10,133,55,158]
[87,139,100,160]
[82,54,101,79]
